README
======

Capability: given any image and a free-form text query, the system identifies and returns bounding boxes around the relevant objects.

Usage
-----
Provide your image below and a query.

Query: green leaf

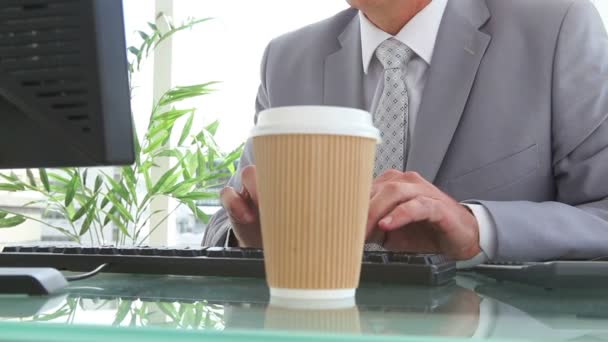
[157,303,178,320]
[34,308,70,322]
[0,183,24,192]
[108,213,130,237]
[103,207,117,227]
[133,126,141,166]
[122,167,138,202]
[128,46,140,56]
[159,171,182,194]
[48,172,70,185]
[205,120,220,136]
[178,112,195,146]
[100,195,110,210]
[0,215,26,228]
[143,130,170,154]
[94,175,103,193]
[79,206,96,236]
[185,201,211,223]
[71,194,97,222]
[158,83,217,107]
[147,120,174,140]
[82,169,89,187]
[26,169,37,188]
[113,300,133,326]
[147,22,158,31]
[196,149,206,178]
[0,212,7,220]
[164,174,216,196]
[152,108,193,122]
[143,169,153,193]
[107,193,134,222]
[180,157,192,182]
[215,144,244,172]
[193,303,204,328]
[64,175,78,207]
[176,192,216,201]
[150,161,183,195]
[103,174,130,203]
[137,30,149,40]
[154,149,183,159]
[0,173,18,182]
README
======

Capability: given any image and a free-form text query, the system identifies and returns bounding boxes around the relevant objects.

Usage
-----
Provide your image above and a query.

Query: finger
[373,169,403,185]
[241,165,259,207]
[401,171,429,184]
[379,196,444,231]
[366,182,425,235]
[371,169,403,197]
[366,227,386,243]
[220,187,257,224]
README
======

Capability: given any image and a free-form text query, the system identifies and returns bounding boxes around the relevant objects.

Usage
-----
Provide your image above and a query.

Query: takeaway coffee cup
[251,106,380,300]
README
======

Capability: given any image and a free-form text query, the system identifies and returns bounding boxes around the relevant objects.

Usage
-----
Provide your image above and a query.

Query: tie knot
[375,38,414,70]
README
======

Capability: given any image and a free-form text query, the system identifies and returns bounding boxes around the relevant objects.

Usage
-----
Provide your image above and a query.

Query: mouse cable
[65,263,110,282]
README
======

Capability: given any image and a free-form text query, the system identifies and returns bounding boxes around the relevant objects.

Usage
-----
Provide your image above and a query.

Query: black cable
[65,263,110,282]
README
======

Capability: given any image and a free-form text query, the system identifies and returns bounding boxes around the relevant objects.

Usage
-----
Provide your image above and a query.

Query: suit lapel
[407,0,491,183]
[324,12,365,110]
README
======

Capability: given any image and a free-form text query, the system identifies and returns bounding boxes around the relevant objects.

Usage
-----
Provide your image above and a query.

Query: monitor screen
[0,0,134,169]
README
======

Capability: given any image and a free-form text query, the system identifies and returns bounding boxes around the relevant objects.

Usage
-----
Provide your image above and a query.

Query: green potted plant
[0,14,242,246]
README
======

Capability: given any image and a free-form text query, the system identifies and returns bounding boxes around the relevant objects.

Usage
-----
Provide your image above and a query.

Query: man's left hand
[366,170,481,260]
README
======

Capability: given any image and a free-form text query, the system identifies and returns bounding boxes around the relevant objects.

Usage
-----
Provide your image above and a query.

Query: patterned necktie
[373,38,415,177]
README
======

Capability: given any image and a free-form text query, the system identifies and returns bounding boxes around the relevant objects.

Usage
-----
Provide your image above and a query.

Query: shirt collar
[359,0,448,74]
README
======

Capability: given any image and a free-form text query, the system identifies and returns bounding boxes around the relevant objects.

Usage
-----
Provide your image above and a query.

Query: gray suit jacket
[203,0,608,261]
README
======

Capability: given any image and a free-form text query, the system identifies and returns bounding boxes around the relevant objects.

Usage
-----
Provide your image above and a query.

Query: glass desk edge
[0,321,548,342]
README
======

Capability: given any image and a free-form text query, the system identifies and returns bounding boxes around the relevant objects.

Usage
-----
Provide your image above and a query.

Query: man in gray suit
[203,0,608,265]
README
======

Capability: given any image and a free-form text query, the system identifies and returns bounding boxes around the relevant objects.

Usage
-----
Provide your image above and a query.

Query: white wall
[170,1,350,151]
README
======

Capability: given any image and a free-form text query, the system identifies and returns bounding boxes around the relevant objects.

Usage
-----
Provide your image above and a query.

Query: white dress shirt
[358,0,497,267]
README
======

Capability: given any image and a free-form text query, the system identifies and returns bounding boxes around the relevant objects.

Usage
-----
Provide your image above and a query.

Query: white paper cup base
[269,295,356,310]
[270,288,355,301]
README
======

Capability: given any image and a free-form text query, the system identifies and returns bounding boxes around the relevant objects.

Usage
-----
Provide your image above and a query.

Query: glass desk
[1,272,607,342]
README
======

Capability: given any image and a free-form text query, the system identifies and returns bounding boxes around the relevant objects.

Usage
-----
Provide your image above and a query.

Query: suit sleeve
[201,43,272,247]
[473,0,608,261]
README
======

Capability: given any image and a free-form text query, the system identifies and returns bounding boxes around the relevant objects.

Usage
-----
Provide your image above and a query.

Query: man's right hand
[220,165,262,248]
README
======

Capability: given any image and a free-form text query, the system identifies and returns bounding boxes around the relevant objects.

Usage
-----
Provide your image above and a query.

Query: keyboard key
[139,248,156,256]
[81,247,100,254]
[206,247,226,257]
[64,247,82,254]
[223,248,245,258]
[242,249,264,259]
[409,255,430,264]
[2,246,20,253]
[366,253,388,264]
[157,249,178,257]
[176,248,200,257]
[99,247,118,255]
[389,253,411,263]
[119,248,138,255]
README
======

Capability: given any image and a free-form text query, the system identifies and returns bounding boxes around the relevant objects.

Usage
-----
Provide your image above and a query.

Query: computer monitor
[0,0,134,169]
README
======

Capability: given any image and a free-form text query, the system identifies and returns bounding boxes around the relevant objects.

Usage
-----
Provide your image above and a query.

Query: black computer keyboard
[0,246,456,286]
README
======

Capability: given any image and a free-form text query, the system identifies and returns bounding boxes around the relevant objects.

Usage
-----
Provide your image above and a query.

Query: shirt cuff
[456,203,498,269]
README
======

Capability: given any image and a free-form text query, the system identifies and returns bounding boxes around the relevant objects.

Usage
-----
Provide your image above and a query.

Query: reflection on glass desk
[1,273,607,342]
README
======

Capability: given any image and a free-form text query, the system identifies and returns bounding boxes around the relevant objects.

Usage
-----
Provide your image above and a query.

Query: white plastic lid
[251,106,380,142]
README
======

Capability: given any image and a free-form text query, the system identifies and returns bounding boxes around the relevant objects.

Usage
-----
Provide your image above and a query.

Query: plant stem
[137,204,180,246]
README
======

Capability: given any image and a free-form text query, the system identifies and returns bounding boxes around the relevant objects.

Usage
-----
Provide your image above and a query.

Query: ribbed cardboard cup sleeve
[253,134,376,292]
